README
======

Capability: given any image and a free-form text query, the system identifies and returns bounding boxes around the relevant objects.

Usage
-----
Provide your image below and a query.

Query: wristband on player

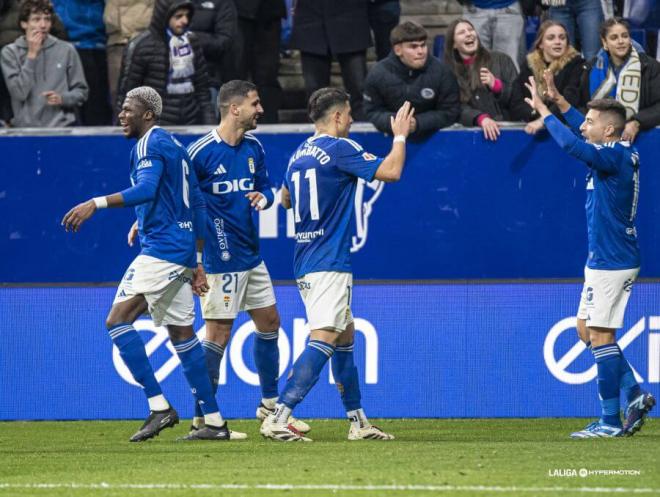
[256,195,268,210]
[93,196,108,209]
[393,135,406,144]
[196,252,203,265]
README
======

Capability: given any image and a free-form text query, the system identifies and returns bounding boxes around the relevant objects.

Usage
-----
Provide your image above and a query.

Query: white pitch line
[0,483,659,494]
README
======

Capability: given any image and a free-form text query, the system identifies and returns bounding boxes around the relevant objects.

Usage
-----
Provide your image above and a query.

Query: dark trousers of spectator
[78,48,113,125]
[368,0,400,60]
[236,17,282,124]
[300,51,367,121]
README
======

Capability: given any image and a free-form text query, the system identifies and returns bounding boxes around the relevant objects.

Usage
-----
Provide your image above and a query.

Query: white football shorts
[577,266,639,329]
[296,271,353,332]
[113,254,195,327]
[200,261,276,320]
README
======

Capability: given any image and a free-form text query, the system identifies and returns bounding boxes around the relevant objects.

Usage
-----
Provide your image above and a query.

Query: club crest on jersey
[221,251,231,261]
[248,157,255,174]
[362,152,378,161]
[223,295,231,309]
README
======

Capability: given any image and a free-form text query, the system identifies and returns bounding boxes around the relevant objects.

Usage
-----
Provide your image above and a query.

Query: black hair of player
[389,21,427,47]
[18,0,54,25]
[308,87,350,123]
[587,98,627,136]
[217,80,257,115]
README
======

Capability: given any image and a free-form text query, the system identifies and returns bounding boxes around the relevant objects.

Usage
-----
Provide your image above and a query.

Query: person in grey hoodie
[1,0,88,127]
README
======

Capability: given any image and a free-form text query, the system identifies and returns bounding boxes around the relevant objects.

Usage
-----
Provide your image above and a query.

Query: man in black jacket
[116,0,215,125]
[233,0,285,123]
[290,0,372,121]
[189,0,237,89]
[363,21,460,140]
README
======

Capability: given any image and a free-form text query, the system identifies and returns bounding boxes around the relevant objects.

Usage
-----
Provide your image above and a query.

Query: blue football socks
[331,342,362,412]
[172,335,220,416]
[279,340,335,410]
[108,323,162,399]
[592,344,623,427]
[254,330,280,400]
[193,339,225,420]
[617,345,643,403]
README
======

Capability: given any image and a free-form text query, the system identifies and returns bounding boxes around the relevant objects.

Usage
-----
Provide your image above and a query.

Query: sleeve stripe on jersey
[339,137,363,152]
[187,132,215,160]
[244,133,266,155]
[137,126,157,159]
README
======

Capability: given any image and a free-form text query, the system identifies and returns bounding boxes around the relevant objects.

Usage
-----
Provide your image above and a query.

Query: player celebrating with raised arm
[525,73,655,438]
[62,86,238,442]
[183,80,309,438]
[259,88,414,442]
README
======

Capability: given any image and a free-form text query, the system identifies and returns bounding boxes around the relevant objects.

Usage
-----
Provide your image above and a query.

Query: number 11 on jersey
[291,168,319,222]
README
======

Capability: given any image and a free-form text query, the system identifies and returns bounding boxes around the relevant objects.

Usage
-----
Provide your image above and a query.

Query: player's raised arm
[373,101,415,183]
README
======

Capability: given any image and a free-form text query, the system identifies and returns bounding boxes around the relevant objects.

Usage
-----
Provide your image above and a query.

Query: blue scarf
[589,47,641,119]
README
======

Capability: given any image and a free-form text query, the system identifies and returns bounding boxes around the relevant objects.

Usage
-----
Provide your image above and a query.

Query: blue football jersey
[188,130,274,273]
[130,126,204,268]
[284,134,383,278]
[546,109,641,270]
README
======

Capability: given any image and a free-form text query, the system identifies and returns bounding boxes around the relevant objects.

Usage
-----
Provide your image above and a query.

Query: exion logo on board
[543,316,660,385]
[113,318,379,387]
[258,179,384,253]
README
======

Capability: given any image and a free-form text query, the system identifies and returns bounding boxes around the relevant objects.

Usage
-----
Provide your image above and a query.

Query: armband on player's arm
[259,188,275,209]
[92,192,125,208]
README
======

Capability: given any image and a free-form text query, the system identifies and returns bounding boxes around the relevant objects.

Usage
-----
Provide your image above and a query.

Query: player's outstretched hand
[61,199,96,232]
[127,220,139,246]
[245,191,267,211]
[192,265,210,297]
[523,76,548,115]
[542,69,560,103]
[390,101,415,138]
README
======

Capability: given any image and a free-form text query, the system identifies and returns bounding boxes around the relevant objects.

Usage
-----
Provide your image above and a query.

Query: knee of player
[262,312,280,333]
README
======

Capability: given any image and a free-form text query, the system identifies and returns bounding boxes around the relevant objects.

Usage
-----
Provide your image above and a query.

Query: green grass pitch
[0,419,658,497]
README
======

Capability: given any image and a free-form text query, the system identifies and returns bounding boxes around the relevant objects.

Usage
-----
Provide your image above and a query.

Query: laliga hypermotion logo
[113,318,379,387]
[544,316,660,384]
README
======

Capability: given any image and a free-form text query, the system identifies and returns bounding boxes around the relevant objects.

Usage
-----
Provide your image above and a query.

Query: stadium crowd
[1,0,660,139]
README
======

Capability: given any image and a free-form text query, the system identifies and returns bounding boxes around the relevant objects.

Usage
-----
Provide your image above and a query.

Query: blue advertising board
[1,283,658,420]
[1,127,659,282]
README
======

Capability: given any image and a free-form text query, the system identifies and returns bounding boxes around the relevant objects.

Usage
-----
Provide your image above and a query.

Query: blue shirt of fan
[130,126,204,268]
[544,108,641,270]
[284,134,383,278]
[188,130,274,273]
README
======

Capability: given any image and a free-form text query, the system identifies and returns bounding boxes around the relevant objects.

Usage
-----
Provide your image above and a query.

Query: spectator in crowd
[189,0,237,92]
[509,20,584,134]
[444,18,518,141]
[368,0,400,61]
[52,0,112,125]
[233,0,285,123]
[461,0,526,70]
[290,0,372,121]
[0,0,67,126]
[546,0,606,60]
[363,21,460,140]
[580,17,660,142]
[116,0,215,125]
[104,0,154,114]
[1,0,88,127]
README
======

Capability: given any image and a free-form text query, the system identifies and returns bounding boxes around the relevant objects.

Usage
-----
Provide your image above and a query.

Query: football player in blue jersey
[525,73,655,438]
[259,88,415,442]
[185,80,310,436]
[62,86,241,442]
